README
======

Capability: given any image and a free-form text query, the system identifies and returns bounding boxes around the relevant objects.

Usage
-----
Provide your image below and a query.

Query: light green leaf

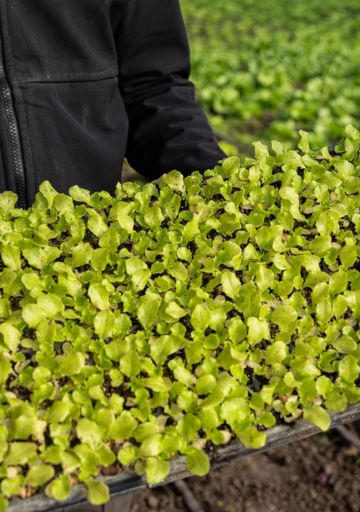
[109,411,137,441]
[37,293,64,318]
[125,257,148,276]
[86,480,110,506]
[21,303,45,328]
[316,299,332,324]
[185,448,210,477]
[58,352,85,376]
[138,293,161,329]
[228,317,247,343]
[47,401,73,423]
[1,475,25,497]
[143,205,164,230]
[140,434,163,457]
[298,130,310,153]
[0,191,18,215]
[0,323,20,352]
[131,269,151,291]
[332,335,357,354]
[45,474,71,501]
[70,243,93,267]
[271,306,297,330]
[316,376,333,398]
[265,341,288,364]
[196,374,217,395]
[38,180,58,208]
[25,464,55,487]
[117,444,139,466]
[221,270,241,299]
[190,303,210,331]
[303,405,331,432]
[68,184,91,204]
[198,407,220,430]
[338,355,360,383]
[247,317,269,345]
[87,209,108,237]
[1,245,22,270]
[145,457,171,485]
[236,426,267,449]
[94,310,115,338]
[76,418,102,445]
[220,397,250,425]
[109,201,134,233]
[5,442,37,465]
[339,238,357,267]
[88,283,110,310]
[183,217,199,242]
[255,266,274,290]
[165,301,188,320]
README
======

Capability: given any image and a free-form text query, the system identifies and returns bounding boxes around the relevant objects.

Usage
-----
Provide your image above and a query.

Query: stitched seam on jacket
[17,70,119,85]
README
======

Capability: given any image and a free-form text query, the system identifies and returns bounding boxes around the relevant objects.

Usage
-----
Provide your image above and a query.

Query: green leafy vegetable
[0,127,358,508]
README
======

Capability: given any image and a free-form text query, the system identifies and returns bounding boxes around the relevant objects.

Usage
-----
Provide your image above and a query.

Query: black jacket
[0,0,226,208]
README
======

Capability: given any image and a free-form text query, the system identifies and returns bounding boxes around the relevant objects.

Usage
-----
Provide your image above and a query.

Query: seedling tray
[8,403,360,512]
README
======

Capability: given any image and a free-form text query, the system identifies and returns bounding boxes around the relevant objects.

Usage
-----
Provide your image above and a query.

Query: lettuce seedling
[0,126,358,509]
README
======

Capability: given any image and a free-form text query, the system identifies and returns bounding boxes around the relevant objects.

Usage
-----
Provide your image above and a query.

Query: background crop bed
[181,0,360,156]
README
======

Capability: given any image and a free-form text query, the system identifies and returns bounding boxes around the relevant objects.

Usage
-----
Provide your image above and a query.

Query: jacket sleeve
[114,0,227,180]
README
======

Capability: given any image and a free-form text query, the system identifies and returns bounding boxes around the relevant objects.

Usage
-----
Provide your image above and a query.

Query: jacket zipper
[0,63,26,210]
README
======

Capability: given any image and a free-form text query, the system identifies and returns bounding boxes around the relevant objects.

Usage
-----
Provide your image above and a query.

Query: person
[0,0,226,209]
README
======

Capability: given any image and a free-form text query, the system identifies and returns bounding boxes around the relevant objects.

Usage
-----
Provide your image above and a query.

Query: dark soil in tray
[131,424,360,512]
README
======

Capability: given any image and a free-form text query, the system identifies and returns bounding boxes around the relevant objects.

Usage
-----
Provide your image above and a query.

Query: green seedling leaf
[0,323,21,352]
[86,480,110,506]
[145,457,171,485]
[183,216,199,242]
[76,418,102,445]
[165,301,188,320]
[37,293,64,318]
[88,283,110,310]
[45,474,71,501]
[25,464,55,487]
[5,442,38,465]
[303,405,331,432]
[221,270,241,299]
[191,303,211,331]
[109,411,137,441]
[21,303,46,328]
[58,352,85,376]
[117,444,139,466]
[247,317,269,345]
[338,355,360,383]
[0,191,18,215]
[138,293,161,329]
[185,448,210,477]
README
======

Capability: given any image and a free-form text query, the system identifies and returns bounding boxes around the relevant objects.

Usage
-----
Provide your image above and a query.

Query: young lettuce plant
[0,126,358,510]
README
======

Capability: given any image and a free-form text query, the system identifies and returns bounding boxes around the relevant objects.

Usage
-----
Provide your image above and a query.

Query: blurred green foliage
[182,0,360,155]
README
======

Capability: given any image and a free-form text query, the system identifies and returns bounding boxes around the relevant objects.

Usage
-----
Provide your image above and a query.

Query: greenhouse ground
[131,424,360,512]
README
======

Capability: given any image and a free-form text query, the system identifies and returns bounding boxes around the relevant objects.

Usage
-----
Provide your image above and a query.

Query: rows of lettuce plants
[181,0,360,155]
[0,126,359,510]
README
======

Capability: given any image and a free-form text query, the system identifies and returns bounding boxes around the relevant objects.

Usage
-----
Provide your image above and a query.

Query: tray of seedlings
[0,126,359,512]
